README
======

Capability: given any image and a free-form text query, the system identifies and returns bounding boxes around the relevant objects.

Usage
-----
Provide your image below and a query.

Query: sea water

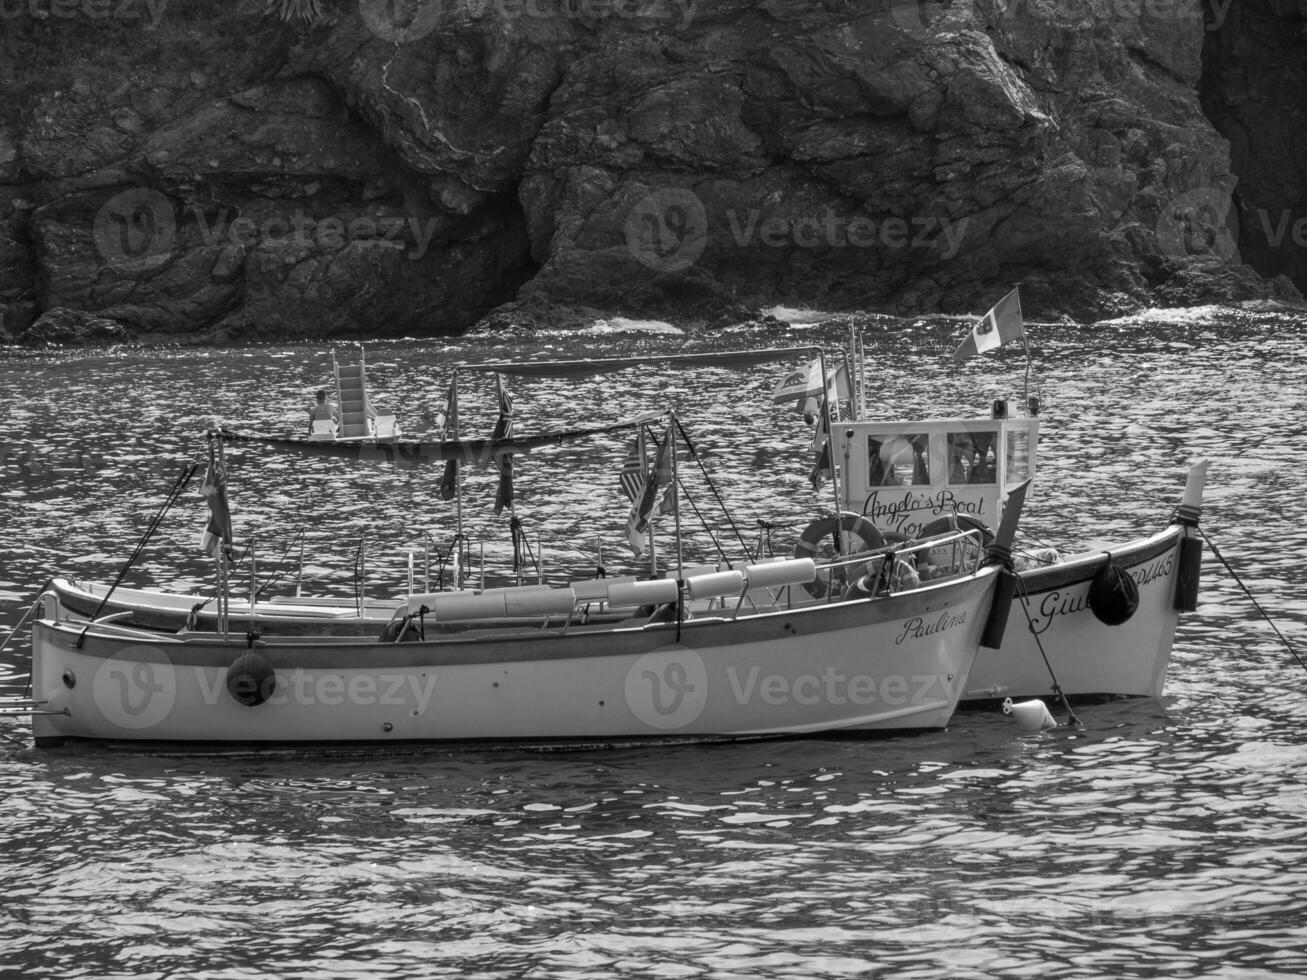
[1,309,1305,978]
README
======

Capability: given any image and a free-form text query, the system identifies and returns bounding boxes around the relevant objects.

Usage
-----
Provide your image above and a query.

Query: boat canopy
[214,412,662,467]
[461,347,826,378]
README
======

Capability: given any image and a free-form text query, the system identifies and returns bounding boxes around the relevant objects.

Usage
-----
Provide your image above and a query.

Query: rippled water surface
[2,309,1306,978]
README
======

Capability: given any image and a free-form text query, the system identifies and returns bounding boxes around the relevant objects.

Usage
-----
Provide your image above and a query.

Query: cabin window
[947,430,998,485]
[1006,428,1033,483]
[867,434,930,486]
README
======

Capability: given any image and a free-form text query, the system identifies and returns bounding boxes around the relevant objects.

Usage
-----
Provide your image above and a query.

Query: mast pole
[671,413,683,578]
[819,350,846,553]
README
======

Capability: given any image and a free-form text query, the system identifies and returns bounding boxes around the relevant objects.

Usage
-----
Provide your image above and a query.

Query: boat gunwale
[35,564,1003,669]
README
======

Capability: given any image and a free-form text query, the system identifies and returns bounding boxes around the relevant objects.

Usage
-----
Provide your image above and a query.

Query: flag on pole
[953,287,1024,360]
[492,374,514,515]
[618,438,643,502]
[772,358,851,414]
[199,443,233,559]
[439,377,459,501]
[626,422,674,556]
[808,401,832,491]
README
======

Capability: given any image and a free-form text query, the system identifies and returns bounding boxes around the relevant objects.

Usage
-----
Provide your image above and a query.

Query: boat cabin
[828,412,1039,539]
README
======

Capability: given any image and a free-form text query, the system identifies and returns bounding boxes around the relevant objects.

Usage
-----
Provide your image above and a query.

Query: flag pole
[1015,284,1032,414]
[452,370,464,589]
[640,424,657,577]
[670,412,683,579]
[818,351,846,554]
[215,435,230,635]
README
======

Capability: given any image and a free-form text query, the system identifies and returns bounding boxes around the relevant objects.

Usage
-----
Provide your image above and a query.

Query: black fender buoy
[1088,556,1139,626]
[980,568,1019,649]
[1174,534,1202,612]
[794,514,886,599]
[226,651,276,707]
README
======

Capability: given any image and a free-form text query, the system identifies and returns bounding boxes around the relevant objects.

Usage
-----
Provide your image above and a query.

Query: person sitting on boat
[308,390,341,435]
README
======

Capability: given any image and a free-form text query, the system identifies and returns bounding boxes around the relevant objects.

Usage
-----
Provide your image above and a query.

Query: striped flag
[953,287,1024,360]
[618,438,643,502]
[808,402,832,490]
[626,422,675,556]
[199,444,233,560]
[492,374,514,515]
[439,377,459,501]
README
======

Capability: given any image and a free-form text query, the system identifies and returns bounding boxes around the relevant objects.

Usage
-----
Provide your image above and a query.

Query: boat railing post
[671,413,683,579]
[407,551,414,599]
[249,534,257,622]
[217,550,228,636]
[354,535,365,616]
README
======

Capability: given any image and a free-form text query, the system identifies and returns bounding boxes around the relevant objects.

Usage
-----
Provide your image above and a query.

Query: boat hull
[31,569,997,748]
[964,524,1192,702]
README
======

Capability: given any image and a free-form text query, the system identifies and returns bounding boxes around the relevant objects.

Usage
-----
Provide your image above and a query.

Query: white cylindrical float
[684,570,746,600]
[606,578,680,608]
[1002,696,1057,732]
[743,558,817,589]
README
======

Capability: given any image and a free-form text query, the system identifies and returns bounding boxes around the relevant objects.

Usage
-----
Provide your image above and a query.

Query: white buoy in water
[1003,697,1057,732]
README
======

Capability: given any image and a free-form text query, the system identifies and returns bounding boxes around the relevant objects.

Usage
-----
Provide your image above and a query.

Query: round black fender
[227,651,276,707]
[1088,556,1140,626]
[794,514,886,599]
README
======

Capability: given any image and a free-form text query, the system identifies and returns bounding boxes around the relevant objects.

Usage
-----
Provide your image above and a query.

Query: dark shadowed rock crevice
[1199,0,1307,297]
[0,0,1301,345]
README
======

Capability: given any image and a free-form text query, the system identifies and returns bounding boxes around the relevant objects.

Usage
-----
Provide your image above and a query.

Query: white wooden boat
[27,535,1013,749]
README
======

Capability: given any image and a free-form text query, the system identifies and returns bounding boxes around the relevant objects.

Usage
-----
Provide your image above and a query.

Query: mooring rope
[1012,574,1083,727]
[1200,527,1306,674]
[76,461,200,648]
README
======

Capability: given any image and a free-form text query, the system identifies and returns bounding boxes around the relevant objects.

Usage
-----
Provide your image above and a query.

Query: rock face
[0,0,1299,342]
[1201,0,1307,295]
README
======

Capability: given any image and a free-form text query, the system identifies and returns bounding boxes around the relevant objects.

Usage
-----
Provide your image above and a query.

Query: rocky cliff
[0,0,1300,343]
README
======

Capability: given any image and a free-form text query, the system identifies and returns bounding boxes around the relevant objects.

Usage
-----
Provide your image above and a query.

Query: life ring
[794,514,886,598]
